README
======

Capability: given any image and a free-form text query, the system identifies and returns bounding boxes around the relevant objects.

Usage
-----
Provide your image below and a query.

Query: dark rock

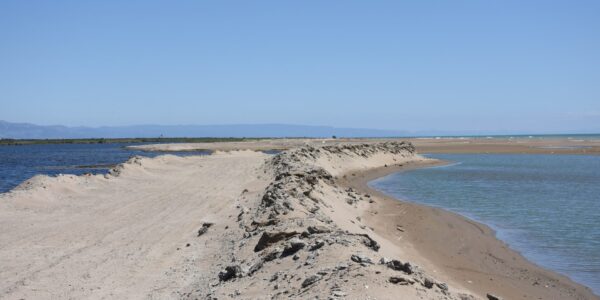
[281,238,306,257]
[251,219,279,228]
[350,254,372,264]
[305,252,317,265]
[486,294,502,300]
[254,231,298,252]
[389,276,414,285]
[218,265,242,281]
[359,234,380,251]
[197,223,214,236]
[247,259,264,276]
[301,274,322,288]
[331,290,346,297]
[309,239,325,251]
[436,282,449,291]
[307,225,332,235]
[422,277,434,289]
[263,247,283,261]
[386,259,414,274]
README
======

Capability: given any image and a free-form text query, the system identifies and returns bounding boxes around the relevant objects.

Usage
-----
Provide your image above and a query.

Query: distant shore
[128,137,600,155]
[0,137,249,146]
[3,135,600,156]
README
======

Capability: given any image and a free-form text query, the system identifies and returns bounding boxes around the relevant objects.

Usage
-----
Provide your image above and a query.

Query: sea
[370,153,600,295]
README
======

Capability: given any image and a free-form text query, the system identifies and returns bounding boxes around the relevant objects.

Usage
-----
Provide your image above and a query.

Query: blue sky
[1,1,599,133]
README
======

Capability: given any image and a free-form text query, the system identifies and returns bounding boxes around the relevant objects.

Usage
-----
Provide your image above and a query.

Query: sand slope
[0,151,269,299]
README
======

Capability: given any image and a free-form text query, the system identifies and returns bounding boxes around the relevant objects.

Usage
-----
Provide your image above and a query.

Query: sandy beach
[1,141,598,299]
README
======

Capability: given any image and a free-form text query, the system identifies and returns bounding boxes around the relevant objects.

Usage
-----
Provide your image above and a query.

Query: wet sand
[341,160,599,300]
[407,137,600,155]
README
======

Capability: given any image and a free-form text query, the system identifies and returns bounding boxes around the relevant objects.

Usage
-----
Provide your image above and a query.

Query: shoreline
[339,159,599,299]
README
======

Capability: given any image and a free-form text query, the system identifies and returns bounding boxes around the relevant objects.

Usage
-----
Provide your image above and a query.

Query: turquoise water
[370,154,600,295]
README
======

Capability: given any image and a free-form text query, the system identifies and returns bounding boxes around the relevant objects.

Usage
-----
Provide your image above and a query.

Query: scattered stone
[218,265,242,281]
[251,219,279,228]
[307,225,332,235]
[309,239,325,251]
[457,293,476,300]
[301,274,322,288]
[197,223,214,237]
[379,257,390,265]
[247,259,264,276]
[386,259,414,274]
[389,276,414,285]
[254,231,298,252]
[281,238,306,257]
[436,282,449,291]
[486,293,502,300]
[263,247,283,262]
[422,277,434,289]
[331,290,346,297]
[458,294,477,300]
[359,234,380,251]
[350,254,373,265]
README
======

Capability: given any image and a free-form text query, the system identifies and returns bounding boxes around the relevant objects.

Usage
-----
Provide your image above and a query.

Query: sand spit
[128,137,600,155]
[0,142,597,299]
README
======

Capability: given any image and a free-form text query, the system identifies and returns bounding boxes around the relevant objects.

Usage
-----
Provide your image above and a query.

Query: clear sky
[1,1,599,134]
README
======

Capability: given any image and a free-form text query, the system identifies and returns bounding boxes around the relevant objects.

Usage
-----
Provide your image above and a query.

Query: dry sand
[1,141,598,299]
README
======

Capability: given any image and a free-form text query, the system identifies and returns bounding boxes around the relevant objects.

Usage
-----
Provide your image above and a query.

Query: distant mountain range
[0,120,409,139]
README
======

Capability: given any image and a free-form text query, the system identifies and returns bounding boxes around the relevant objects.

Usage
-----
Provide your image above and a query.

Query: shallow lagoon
[0,143,210,193]
[371,154,600,294]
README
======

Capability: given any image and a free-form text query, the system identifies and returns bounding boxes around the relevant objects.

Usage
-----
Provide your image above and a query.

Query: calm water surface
[370,154,600,295]
[0,143,210,193]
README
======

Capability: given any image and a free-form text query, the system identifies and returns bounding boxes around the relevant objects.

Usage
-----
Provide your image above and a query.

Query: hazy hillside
[0,121,407,139]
